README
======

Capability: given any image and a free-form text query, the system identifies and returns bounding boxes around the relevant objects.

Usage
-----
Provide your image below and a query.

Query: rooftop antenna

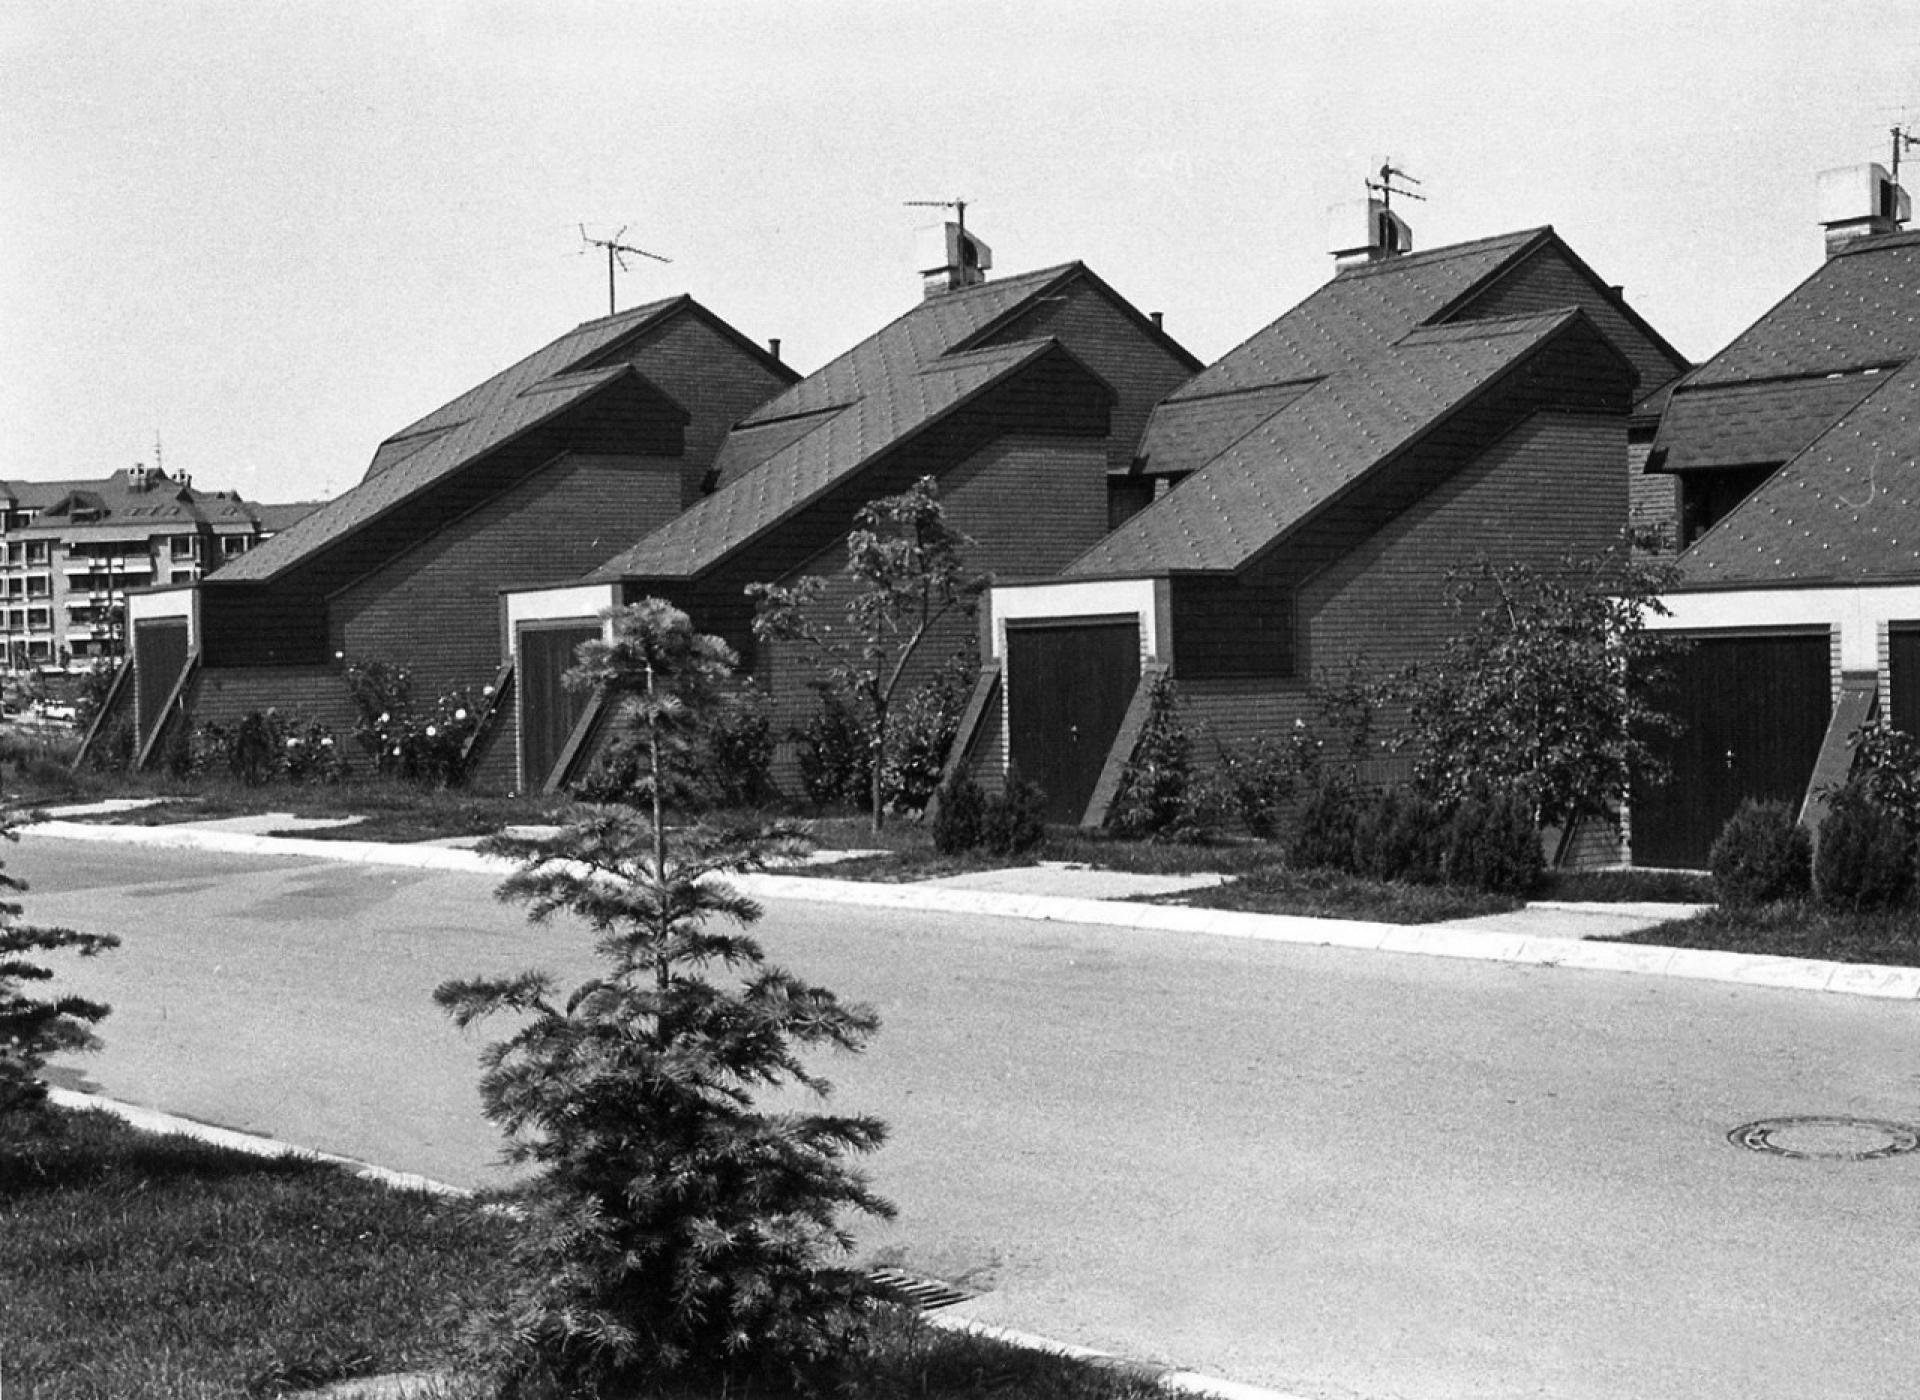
[579,224,671,317]
[152,430,164,476]
[1892,125,1919,194]
[1367,161,1426,209]
[904,197,970,231]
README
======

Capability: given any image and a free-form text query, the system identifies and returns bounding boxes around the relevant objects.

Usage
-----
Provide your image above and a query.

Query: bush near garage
[1813,782,1915,913]
[1709,799,1812,909]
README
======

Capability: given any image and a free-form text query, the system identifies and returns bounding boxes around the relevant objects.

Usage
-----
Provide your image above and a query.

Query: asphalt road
[18,834,1920,1400]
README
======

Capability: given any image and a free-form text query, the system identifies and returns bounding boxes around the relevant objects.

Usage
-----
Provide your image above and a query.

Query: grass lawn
[1604,899,1920,966]
[4,1106,1167,1400]
[0,1106,511,1398]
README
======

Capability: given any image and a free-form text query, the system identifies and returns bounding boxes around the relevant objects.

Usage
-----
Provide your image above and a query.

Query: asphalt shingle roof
[590,264,1150,582]
[1069,310,1586,576]
[1680,360,1920,586]
[1685,231,1920,387]
[1669,229,1920,588]
[699,265,1081,491]
[592,336,1067,580]
[1652,371,1890,471]
[212,300,690,584]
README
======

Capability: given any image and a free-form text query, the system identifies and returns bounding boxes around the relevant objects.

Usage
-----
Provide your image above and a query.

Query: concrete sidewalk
[28,806,1920,1000]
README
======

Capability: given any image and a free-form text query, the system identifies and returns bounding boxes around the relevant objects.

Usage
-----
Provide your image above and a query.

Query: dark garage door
[1891,626,1920,739]
[1006,618,1141,824]
[132,619,190,753]
[1632,632,1831,869]
[517,622,600,791]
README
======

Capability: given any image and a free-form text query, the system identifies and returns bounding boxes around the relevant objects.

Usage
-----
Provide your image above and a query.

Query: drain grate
[867,1267,977,1311]
[1729,1116,1920,1161]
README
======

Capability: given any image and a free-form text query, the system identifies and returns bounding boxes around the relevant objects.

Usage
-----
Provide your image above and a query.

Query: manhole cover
[1729,1116,1920,1161]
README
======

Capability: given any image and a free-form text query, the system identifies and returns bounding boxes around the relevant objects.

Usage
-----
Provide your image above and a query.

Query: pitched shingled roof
[1671,230,1920,587]
[1069,310,1595,576]
[592,265,1127,582]
[211,298,698,584]
[1680,359,1920,586]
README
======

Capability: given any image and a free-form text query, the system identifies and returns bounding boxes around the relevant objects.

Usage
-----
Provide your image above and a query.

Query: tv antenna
[904,197,971,231]
[1366,161,1426,208]
[579,225,671,316]
[1892,125,1919,191]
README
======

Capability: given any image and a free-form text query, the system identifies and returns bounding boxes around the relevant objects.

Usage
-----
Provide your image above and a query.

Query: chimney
[1328,197,1413,269]
[916,219,993,298]
[1818,162,1909,256]
[1150,311,1164,330]
[767,337,781,362]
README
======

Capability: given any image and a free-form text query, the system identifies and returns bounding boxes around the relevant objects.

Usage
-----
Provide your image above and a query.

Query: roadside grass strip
[9,1096,1290,1400]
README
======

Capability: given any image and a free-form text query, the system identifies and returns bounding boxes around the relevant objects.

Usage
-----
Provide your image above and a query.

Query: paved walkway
[26,805,1920,1000]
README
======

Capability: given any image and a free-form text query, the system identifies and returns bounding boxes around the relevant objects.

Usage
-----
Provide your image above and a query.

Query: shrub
[228,709,284,786]
[1210,734,1299,840]
[931,771,988,855]
[344,658,478,787]
[1849,720,1920,834]
[1441,790,1545,896]
[282,719,350,785]
[1107,674,1199,841]
[796,683,873,810]
[701,680,776,807]
[981,773,1048,856]
[1352,787,1446,884]
[1289,770,1363,873]
[880,654,973,816]
[1813,784,1915,912]
[1709,799,1811,908]
[0,814,119,1115]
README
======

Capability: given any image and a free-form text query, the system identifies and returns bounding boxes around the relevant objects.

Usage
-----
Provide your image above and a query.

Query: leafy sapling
[751,475,985,832]
[435,600,893,1397]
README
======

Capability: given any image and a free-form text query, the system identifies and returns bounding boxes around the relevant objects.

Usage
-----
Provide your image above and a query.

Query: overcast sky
[5,1,1918,504]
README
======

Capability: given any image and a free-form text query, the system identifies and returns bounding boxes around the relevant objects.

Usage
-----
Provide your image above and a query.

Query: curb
[45,1087,1305,1400]
[27,818,1920,1001]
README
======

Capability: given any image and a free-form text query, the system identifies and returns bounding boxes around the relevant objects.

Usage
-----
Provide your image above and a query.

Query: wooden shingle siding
[1462,245,1685,395]
[331,452,683,700]
[983,279,1199,470]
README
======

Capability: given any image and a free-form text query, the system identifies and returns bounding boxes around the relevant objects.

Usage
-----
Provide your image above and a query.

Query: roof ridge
[1331,226,1550,280]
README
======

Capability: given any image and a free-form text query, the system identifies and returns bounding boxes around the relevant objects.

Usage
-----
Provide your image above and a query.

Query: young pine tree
[434,600,893,1398]
[1,815,118,1116]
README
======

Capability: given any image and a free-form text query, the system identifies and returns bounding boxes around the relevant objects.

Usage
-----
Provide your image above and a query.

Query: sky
[4,1,1919,505]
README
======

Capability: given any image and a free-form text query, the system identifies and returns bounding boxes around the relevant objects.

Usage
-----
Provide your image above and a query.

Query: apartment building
[0,464,313,673]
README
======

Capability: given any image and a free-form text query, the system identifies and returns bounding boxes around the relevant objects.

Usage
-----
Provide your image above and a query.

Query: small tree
[434,600,893,1397]
[1389,546,1683,861]
[1,814,118,1116]
[750,476,983,831]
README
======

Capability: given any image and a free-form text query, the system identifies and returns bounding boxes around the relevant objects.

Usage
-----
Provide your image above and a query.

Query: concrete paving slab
[921,861,1229,899]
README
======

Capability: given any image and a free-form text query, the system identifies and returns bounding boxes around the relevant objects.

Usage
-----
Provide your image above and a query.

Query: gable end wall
[331,452,683,698]
[1180,411,1626,751]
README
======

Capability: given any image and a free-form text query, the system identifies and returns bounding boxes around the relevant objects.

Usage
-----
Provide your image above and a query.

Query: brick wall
[754,434,1110,795]
[983,275,1199,471]
[1181,412,1626,755]
[331,452,683,700]
[587,310,797,506]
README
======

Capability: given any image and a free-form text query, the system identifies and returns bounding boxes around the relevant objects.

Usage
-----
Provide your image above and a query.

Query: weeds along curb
[42,1088,1305,1400]
[26,818,1920,1000]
